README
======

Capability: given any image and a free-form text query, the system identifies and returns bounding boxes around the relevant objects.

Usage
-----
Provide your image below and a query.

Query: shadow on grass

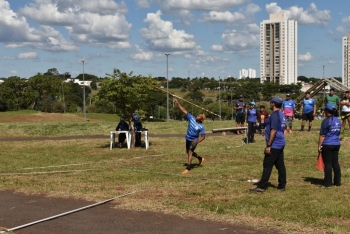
[302,176,323,185]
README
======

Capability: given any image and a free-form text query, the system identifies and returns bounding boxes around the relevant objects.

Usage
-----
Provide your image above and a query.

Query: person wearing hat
[116,118,129,148]
[173,98,206,174]
[246,101,258,143]
[340,91,350,130]
[250,97,287,193]
[318,103,341,187]
[131,112,143,146]
[324,88,340,117]
[282,93,296,133]
[233,95,247,134]
[300,91,317,131]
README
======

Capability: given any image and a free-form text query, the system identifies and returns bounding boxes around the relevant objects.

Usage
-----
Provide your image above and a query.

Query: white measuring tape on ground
[0,190,140,234]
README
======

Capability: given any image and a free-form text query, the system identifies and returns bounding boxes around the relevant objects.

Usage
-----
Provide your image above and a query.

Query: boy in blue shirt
[250,97,287,192]
[300,91,317,131]
[174,98,206,174]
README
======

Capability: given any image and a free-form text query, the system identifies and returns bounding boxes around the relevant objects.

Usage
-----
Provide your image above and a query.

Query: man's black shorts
[236,113,245,124]
[302,111,314,121]
[186,140,197,152]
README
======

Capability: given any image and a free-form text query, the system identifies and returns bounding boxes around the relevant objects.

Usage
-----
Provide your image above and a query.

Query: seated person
[132,113,143,146]
[116,118,129,148]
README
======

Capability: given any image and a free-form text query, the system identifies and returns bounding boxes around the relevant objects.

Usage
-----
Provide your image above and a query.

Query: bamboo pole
[148,83,221,117]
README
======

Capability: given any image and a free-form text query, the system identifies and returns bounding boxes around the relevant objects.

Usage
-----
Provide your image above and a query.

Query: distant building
[0,80,4,85]
[239,69,256,79]
[65,78,91,87]
[342,34,350,88]
[260,12,298,84]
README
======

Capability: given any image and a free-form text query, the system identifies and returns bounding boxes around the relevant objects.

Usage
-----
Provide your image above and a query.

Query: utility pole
[81,59,86,122]
[219,76,221,121]
[165,54,170,122]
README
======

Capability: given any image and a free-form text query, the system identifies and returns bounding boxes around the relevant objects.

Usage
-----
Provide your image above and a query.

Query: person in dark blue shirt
[246,101,258,143]
[250,97,287,192]
[116,118,129,148]
[318,103,341,187]
[174,98,206,174]
[132,113,143,146]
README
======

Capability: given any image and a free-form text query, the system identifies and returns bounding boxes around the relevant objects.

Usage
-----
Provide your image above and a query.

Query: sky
[0,0,350,80]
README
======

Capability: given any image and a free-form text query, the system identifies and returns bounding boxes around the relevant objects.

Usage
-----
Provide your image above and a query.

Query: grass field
[1,111,350,233]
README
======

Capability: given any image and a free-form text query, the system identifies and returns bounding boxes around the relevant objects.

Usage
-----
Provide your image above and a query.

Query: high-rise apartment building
[239,68,256,79]
[343,34,350,88]
[260,12,298,84]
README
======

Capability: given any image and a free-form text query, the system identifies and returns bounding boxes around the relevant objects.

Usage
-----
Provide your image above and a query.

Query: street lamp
[165,53,170,122]
[81,59,86,122]
[230,88,233,120]
[219,76,221,121]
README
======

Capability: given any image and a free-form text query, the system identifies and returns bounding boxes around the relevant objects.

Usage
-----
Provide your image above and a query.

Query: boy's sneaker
[182,169,190,174]
[277,187,286,191]
[198,157,205,166]
[249,187,265,193]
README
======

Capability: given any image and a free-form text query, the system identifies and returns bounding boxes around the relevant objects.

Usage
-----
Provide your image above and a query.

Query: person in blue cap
[246,101,258,143]
[318,103,341,187]
[250,97,287,192]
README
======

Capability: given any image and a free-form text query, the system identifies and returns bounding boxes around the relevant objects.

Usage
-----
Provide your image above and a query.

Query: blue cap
[270,97,282,104]
[250,101,256,105]
[322,103,336,111]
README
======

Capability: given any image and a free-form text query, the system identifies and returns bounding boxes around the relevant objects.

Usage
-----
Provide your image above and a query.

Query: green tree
[261,82,280,101]
[98,69,157,118]
[0,76,28,111]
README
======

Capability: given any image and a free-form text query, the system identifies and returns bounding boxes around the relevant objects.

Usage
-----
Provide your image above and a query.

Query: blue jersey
[282,99,295,117]
[320,116,341,145]
[247,108,257,123]
[302,98,316,113]
[132,113,142,130]
[265,110,286,149]
[185,113,205,141]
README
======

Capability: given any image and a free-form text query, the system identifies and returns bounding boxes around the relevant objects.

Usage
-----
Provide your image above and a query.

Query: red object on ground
[316,153,324,171]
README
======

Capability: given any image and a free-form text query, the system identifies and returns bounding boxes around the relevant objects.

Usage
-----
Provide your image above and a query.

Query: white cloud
[200,11,246,23]
[153,0,250,12]
[130,49,153,61]
[266,2,331,25]
[0,0,78,51]
[328,60,336,64]
[18,0,132,49]
[136,0,150,8]
[337,16,350,33]
[17,51,38,59]
[140,11,197,52]
[211,24,260,52]
[298,52,313,61]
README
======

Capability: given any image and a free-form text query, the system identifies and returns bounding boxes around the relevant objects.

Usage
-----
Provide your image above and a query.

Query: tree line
[2,68,333,120]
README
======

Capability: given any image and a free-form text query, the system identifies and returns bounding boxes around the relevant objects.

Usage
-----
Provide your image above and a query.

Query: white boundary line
[132,169,242,183]
[0,190,139,234]
[21,154,165,170]
[0,169,100,176]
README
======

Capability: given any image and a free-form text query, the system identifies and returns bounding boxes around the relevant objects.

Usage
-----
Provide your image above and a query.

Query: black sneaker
[249,187,265,192]
[277,187,286,191]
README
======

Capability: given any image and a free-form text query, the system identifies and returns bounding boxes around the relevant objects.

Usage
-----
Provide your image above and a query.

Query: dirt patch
[0,112,101,123]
